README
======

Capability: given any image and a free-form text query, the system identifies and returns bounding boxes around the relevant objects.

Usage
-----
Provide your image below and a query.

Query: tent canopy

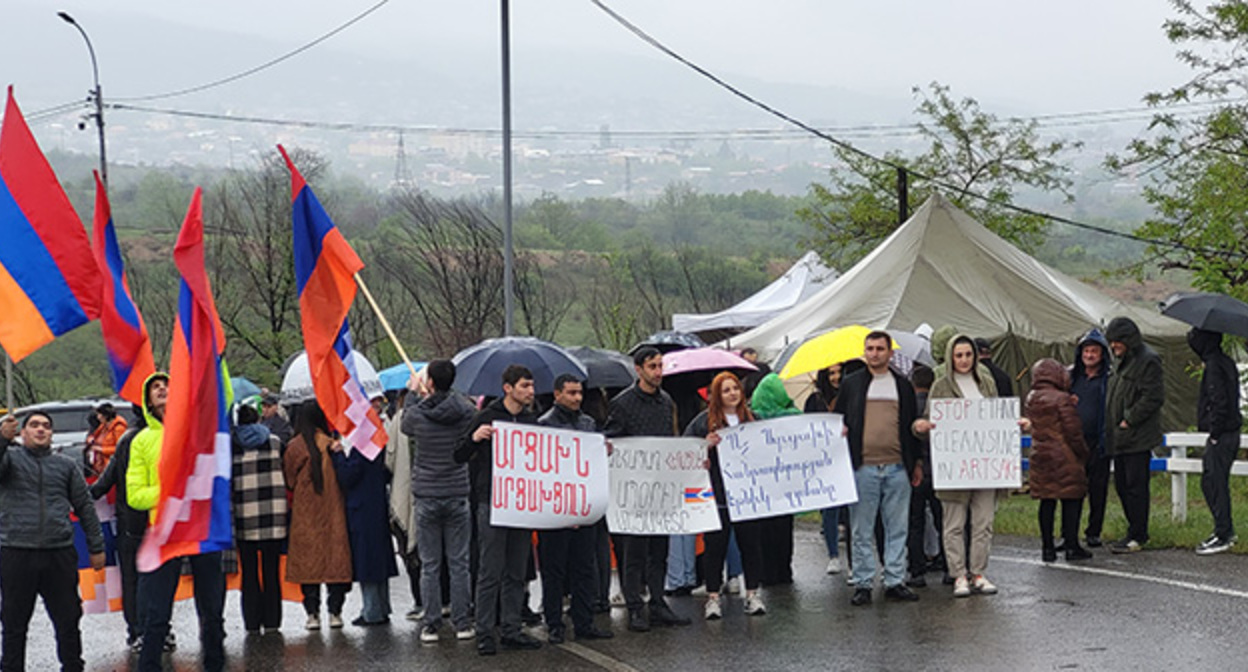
[729,194,1197,431]
[671,251,837,337]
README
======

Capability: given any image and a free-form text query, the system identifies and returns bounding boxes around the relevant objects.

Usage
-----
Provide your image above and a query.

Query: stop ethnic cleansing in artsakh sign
[490,422,610,529]
[929,397,1023,490]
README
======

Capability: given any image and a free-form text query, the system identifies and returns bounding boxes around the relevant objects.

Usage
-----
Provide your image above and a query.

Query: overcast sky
[3,0,1193,121]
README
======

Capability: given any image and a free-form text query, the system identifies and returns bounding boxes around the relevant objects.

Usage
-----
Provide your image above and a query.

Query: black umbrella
[567,347,636,389]
[629,330,705,355]
[452,337,588,396]
[1160,292,1248,339]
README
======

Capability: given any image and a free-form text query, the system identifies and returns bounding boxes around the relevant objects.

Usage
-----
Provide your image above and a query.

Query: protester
[1070,329,1111,548]
[89,413,147,651]
[751,373,800,586]
[384,386,422,621]
[1105,316,1165,554]
[231,403,289,633]
[84,401,127,478]
[740,347,772,399]
[805,364,845,576]
[685,372,767,620]
[127,372,227,672]
[332,427,398,626]
[603,346,692,633]
[1188,328,1242,555]
[456,365,543,655]
[834,334,922,606]
[1024,359,1092,562]
[974,337,1014,398]
[402,360,476,643]
[283,401,353,631]
[906,364,944,586]
[0,412,105,672]
[914,334,1028,597]
[260,394,294,446]
[536,374,615,643]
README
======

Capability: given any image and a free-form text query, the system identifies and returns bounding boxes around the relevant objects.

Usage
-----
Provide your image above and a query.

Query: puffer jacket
[1024,359,1089,500]
[0,435,104,553]
[1105,317,1165,456]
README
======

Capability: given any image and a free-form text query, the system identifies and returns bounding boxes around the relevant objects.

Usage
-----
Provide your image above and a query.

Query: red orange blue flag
[92,171,155,405]
[137,187,233,572]
[280,145,387,461]
[0,87,101,361]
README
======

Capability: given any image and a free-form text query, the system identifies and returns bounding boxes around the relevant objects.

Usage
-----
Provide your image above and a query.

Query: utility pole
[58,12,107,189]
[501,0,515,336]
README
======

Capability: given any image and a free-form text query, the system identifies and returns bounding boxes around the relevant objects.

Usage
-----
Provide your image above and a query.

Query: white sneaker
[690,585,708,597]
[953,576,971,598]
[846,574,855,586]
[704,598,722,620]
[726,576,741,595]
[305,614,321,631]
[972,575,998,595]
[406,608,423,622]
[1196,537,1234,555]
[420,625,439,643]
[744,594,766,616]
[825,557,842,575]
[328,614,344,629]
[455,626,476,641]
[609,592,626,608]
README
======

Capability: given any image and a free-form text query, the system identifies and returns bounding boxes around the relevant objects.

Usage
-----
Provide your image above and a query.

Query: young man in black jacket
[455,365,541,656]
[536,374,614,643]
[1188,328,1242,555]
[1105,316,1165,554]
[90,416,148,650]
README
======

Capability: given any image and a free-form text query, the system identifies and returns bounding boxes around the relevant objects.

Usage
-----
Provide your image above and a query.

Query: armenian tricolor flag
[92,172,155,405]
[136,187,233,572]
[280,145,386,460]
[0,87,101,361]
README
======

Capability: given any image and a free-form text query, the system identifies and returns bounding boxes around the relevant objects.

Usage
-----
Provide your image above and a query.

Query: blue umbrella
[230,376,262,399]
[452,337,588,396]
[378,362,426,391]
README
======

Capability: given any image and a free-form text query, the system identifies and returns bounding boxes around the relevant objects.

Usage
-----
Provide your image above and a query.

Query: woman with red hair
[683,372,767,620]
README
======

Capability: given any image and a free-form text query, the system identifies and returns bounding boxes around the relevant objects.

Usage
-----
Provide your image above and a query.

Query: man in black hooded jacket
[1188,328,1242,555]
[1105,316,1165,554]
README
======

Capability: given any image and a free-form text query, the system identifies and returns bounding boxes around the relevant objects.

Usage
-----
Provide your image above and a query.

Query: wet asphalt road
[21,523,1248,671]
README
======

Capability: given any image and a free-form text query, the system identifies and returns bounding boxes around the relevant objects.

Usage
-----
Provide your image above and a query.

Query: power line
[111,0,390,103]
[586,0,1242,260]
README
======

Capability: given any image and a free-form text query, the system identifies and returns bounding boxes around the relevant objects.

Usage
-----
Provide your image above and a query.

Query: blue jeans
[359,581,391,622]
[416,496,472,630]
[665,534,697,590]
[849,464,910,589]
[820,506,843,558]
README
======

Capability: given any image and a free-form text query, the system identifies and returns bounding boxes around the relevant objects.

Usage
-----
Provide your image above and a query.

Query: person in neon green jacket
[126,372,168,517]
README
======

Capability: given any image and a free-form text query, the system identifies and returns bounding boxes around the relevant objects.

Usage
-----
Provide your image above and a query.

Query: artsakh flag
[280,145,386,461]
[136,187,233,572]
[0,86,101,361]
[92,172,155,405]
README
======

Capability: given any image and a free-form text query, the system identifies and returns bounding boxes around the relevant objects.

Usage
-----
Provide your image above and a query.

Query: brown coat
[1024,359,1089,500]
[283,432,353,584]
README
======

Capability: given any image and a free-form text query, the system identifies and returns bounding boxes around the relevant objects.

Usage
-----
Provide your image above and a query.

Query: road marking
[996,555,1248,600]
[557,641,643,672]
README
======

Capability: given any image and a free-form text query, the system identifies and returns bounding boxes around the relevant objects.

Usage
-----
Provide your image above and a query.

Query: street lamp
[57,11,108,188]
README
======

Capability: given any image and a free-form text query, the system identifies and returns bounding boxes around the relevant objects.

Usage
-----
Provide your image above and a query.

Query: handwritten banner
[490,421,609,529]
[716,414,857,522]
[930,397,1022,490]
[606,437,721,535]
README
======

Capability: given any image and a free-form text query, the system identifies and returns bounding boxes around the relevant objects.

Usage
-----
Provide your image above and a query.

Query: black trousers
[137,552,225,672]
[1084,454,1111,538]
[622,534,669,614]
[0,546,84,672]
[116,533,141,642]
[907,476,943,576]
[758,515,794,585]
[702,508,764,593]
[1113,451,1152,543]
[592,521,612,609]
[238,540,283,631]
[538,527,598,633]
[1039,498,1083,548]
[301,582,350,616]
[1202,431,1240,540]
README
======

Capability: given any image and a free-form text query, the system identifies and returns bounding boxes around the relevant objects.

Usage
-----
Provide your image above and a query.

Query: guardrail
[1162,433,1248,523]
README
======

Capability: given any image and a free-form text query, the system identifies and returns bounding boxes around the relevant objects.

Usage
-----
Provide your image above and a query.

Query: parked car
[13,398,136,473]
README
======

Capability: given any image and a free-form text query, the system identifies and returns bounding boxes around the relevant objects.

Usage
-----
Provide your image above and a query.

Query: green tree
[1106,0,1248,300]
[799,82,1081,269]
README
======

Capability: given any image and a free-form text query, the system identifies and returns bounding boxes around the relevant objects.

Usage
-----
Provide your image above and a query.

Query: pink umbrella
[661,347,757,388]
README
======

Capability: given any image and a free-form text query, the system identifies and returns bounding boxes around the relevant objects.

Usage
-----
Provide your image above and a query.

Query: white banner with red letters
[606,437,721,535]
[930,397,1022,490]
[489,421,610,529]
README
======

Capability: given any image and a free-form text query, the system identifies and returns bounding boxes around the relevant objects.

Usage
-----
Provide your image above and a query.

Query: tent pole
[897,167,909,226]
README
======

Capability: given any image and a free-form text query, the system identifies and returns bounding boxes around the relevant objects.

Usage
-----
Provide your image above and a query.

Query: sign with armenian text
[606,437,721,535]
[489,422,609,529]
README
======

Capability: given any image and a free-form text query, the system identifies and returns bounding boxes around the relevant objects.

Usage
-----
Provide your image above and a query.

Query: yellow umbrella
[778,325,895,379]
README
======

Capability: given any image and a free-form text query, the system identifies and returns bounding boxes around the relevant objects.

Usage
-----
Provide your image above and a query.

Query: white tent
[729,194,1196,429]
[671,251,837,336]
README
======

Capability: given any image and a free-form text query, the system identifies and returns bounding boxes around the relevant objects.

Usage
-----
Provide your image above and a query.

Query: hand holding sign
[929,397,1022,490]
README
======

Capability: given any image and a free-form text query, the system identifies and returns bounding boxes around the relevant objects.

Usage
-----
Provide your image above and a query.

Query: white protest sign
[489,421,609,529]
[716,413,858,522]
[606,437,721,536]
[930,397,1022,490]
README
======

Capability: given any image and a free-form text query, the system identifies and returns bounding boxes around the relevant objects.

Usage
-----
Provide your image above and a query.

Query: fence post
[1170,438,1187,523]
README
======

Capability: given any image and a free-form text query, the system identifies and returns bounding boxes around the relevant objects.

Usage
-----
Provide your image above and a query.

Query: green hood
[931,325,958,365]
[751,373,800,419]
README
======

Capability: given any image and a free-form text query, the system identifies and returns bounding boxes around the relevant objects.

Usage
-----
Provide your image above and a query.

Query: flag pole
[352,272,419,379]
[5,354,12,413]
